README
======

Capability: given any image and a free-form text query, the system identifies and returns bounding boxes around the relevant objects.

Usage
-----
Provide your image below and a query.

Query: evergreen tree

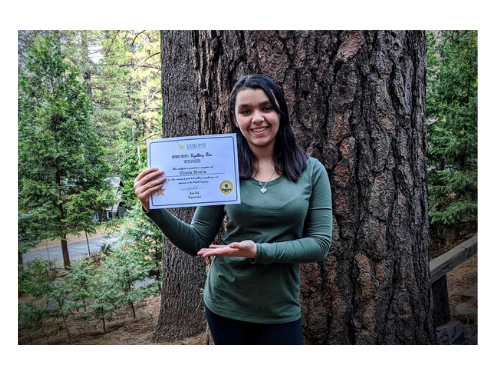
[18,32,113,267]
[82,30,162,179]
[89,30,135,175]
[119,201,164,284]
[426,31,478,231]
[100,246,159,318]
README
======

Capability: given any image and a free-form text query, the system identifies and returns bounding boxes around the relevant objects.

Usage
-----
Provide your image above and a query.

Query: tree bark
[193,30,435,344]
[56,171,71,268]
[81,31,93,97]
[151,30,207,343]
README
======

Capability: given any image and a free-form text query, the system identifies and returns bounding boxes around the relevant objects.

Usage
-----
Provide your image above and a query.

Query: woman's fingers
[133,168,167,211]
[137,176,167,194]
[135,177,167,198]
[135,169,165,191]
[134,168,164,188]
[134,168,157,185]
[134,167,155,183]
[198,241,256,259]
[198,245,231,256]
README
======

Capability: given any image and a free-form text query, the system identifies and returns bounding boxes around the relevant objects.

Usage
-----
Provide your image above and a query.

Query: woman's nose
[252,111,264,123]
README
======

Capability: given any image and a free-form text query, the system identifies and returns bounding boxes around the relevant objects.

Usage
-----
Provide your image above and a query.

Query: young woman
[134,74,332,345]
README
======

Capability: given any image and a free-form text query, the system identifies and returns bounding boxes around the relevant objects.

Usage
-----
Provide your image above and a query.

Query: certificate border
[148,134,240,208]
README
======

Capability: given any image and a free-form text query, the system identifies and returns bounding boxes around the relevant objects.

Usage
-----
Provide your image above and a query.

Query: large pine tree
[193,30,434,344]
[152,30,435,344]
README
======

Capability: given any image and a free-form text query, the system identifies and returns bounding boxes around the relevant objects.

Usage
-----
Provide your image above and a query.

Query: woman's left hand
[198,240,257,259]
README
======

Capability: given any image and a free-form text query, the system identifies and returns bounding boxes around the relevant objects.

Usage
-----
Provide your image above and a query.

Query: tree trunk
[151,30,207,343]
[56,171,71,268]
[193,30,435,344]
[60,238,70,268]
[81,31,93,97]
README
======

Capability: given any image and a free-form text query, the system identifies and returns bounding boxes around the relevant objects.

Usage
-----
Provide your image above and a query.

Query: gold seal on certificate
[147,134,241,208]
[220,181,233,194]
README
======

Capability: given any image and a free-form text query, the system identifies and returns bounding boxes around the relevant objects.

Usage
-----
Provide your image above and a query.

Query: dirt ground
[446,252,478,337]
[18,231,478,345]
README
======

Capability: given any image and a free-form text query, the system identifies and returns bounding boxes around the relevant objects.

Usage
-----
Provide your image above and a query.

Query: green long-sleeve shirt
[145,157,332,324]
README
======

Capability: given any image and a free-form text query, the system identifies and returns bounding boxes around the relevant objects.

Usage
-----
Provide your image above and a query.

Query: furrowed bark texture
[193,30,435,344]
[151,31,207,343]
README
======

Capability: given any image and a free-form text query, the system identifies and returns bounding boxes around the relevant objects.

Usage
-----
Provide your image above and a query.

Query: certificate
[147,134,241,209]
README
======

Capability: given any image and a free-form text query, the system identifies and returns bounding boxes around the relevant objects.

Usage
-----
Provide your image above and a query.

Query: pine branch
[120,132,161,161]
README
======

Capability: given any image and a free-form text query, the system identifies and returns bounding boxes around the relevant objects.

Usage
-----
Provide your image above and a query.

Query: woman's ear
[231,112,239,127]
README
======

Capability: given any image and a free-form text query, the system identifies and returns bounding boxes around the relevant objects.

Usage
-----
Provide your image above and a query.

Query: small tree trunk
[56,171,71,268]
[60,310,71,344]
[131,302,136,318]
[81,30,93,97]
[61,238,70,269]
[85,231,91,255]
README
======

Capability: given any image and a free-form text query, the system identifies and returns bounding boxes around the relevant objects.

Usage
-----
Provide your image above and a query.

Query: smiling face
[232,88,281,154]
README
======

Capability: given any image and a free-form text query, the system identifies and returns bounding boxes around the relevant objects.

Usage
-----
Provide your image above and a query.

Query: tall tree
[426,30,477,232]
[150,30,207,343]
[89,30,135,176]
[18,32,112,267]
[55,30,162,184]
[91,30,162,199]
[191,30,434,344]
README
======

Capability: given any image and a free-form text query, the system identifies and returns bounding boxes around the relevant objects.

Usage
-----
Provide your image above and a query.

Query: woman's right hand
[133,168,167,212]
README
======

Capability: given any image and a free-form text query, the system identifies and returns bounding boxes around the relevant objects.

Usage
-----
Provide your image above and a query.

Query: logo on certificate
[220,181,233,194]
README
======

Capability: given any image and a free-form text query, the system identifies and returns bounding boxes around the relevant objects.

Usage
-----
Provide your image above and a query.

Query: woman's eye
[240,110,250,115]
[263,106,273,111]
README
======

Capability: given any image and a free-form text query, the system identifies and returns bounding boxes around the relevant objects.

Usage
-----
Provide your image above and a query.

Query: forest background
[14,26,481,372]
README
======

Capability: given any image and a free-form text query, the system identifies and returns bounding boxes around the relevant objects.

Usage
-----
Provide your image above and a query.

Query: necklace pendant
[260,188,267,194]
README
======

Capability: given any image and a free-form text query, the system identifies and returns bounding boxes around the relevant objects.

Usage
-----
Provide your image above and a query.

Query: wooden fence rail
[430,234,478,326]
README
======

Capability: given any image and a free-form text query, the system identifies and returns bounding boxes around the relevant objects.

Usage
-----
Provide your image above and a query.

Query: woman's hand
[198,241,257,259]
[134,168,167,212]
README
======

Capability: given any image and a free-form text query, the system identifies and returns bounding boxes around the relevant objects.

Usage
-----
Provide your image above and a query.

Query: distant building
[94,177,126,222]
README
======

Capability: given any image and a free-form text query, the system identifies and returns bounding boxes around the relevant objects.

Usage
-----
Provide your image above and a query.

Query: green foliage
[17,30,164,342]
[101,247,159,317]
[426,30,477,229]
[119,145,146,205]
[18,301,47,342]
[18,208,44,254]
[119,201,164,282]
[86,264,120,333]
[60,258,95,312]
[18,32,114,263]
[18,240,159,341]
[64,187,115,234]
[18,259,75,342]
[18,32,163,253]
[84,30,162,179]
[18,258,55,298]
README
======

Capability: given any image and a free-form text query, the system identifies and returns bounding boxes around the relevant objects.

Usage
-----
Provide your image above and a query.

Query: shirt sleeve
[252,160,333,264]
[144,205,225,257]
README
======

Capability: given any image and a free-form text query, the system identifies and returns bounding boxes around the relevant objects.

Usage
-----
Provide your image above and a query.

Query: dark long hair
[229,74,307,182]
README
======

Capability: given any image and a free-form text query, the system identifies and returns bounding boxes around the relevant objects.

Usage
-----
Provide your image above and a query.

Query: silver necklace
[258,169,276,194]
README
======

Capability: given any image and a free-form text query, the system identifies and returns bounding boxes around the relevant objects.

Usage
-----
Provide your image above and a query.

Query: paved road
[22,235,119,265]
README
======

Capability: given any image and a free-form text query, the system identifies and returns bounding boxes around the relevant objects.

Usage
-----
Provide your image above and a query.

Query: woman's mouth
[251,127,268,134]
